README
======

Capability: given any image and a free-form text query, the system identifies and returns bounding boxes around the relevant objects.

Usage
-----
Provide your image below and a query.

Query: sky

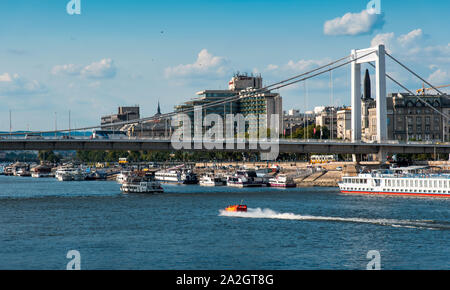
[0,0,449,131]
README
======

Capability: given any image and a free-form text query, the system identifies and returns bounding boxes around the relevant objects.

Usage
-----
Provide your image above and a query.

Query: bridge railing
[1,134,450,146]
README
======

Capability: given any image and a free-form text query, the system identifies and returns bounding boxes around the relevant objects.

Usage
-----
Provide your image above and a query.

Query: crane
[416,83,450,95]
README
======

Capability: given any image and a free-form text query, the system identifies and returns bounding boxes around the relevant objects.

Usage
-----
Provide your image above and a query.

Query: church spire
[363,69,371,100]
[157,101,161,115]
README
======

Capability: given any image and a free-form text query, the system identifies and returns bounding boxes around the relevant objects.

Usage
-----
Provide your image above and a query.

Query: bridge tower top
[351,44,387,143]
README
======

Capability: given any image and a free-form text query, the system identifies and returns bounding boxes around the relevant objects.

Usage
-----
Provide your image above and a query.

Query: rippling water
[0,175,449,269]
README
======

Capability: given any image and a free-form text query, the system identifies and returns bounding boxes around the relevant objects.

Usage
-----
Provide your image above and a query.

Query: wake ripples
[219,208,450,230]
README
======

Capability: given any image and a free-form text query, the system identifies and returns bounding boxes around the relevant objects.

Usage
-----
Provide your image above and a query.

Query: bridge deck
[0,139,449,154]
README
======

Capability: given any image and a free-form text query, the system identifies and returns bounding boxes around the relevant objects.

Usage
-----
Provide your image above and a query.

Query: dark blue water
[0,175,449,269]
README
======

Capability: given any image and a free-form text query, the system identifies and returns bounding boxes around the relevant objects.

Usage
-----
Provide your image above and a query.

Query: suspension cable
[367,62,450,120]
[386,52,445,95]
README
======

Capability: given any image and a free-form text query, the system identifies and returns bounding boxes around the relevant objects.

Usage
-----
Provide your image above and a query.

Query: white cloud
[0,73,46,97]
[398,29,423,46]
[51,58,117,79]
[324,10,384,36]
[427,69,448,85]
[164,49,229,79]
[285,58,331,72]
[266,64,279,71]
[51,63,82,76]
[81,58,117,79]
[370,32,395,52]
[0,72,13,82]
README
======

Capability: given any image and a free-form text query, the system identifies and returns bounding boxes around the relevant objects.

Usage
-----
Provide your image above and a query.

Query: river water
[0,175,448,269]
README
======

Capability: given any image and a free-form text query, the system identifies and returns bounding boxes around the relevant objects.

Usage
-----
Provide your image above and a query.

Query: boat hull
[340,190,450,198]
[269,183,296,188]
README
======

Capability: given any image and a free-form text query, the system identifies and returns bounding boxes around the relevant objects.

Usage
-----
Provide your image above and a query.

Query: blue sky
[0,0,449,131]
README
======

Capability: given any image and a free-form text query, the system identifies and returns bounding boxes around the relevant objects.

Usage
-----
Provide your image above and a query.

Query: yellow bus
[310,155,337,164]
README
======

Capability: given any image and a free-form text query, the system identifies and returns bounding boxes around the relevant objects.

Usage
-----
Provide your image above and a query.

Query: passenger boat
[116,170,132,184]
[57,172,74,181]
[155,168,198,184]
[199,174,226,186]
[55,167,75,180]
[120,174,164,194]
[72,170,85,181]
[226,170,266,187]
[225,203,247,212]
[268,174,296,188]
[31,165,53,178]
[338,166,450,198]
[16,168,31,177]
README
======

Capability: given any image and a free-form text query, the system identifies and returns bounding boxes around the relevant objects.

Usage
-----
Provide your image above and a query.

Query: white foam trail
[219,208,449,230]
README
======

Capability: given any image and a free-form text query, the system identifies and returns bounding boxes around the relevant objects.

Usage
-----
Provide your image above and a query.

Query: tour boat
[72,170,85,181]
[57,172,74,181]
[338,166,450,198]
[116,170,132,184]
[268,174,296,188]
[199,174,226,186]
[120,175,164,194]
[155,169,198,184]
[226,170,266,187]
[31,165,53,178]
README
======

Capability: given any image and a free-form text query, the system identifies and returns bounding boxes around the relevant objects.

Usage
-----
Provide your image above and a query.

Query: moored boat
[226,170,266,187]
[155,168,198,184]
[120,174,164,194]
[116,170,132,184]
[269,174,296,188]
[199,174,226,186]
[31,165,53,178]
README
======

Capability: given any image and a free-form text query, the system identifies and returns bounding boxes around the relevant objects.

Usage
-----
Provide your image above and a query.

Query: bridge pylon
[351,45,387,143]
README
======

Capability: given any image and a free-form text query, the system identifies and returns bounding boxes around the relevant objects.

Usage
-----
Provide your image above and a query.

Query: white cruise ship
[338,166,450,198]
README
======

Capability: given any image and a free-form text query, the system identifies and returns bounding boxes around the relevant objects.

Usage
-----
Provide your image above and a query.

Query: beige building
[337,108,351,140]
[315,106,338,139]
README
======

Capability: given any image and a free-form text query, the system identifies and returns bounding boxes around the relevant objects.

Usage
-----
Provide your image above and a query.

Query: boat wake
[219,208,450,230]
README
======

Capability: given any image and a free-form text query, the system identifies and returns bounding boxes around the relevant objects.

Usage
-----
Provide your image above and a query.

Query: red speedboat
[225,204,247,212]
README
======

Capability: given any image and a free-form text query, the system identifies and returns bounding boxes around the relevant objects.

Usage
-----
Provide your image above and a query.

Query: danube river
[0,175,448,270]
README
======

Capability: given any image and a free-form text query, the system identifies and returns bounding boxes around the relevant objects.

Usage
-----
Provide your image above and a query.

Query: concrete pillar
[352,153,361,164]
[375,45,387,142]
[377,147,388,163]
[351,50,361,142]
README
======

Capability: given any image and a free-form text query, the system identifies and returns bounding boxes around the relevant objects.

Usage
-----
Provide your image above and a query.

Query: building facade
[387,93,450,142]
[315,106,338,139]
[174,73,283,136]
[101,106,140,130]
[337,107,351,140]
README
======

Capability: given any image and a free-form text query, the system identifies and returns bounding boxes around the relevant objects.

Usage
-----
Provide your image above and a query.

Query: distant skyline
[0,0,449,131]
